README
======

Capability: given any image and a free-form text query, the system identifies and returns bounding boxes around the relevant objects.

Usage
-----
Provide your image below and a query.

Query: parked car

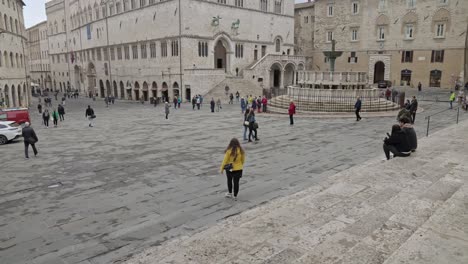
[0,121,22,145]
[0,108,31,124]
[377,80,392,88]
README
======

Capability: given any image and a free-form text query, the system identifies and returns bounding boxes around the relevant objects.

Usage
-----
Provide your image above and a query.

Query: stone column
[280,69,285,89]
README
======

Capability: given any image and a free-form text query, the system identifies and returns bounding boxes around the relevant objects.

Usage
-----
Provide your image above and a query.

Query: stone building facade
[0,0,30,108]
[42,0,305,102]
[293,1,314,69]
[295,0,468,89]
[26,21,52,92]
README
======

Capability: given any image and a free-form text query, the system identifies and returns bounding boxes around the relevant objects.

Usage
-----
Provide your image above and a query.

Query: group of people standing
[240,95,268,114]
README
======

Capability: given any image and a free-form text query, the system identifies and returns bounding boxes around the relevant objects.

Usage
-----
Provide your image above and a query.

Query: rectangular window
[123,0,128,11]
[110,47,115,61]
[379,0,386,10]
[97,48,102,61]
[117,46,122,60]
[116,2,121,13]
[436,23,445,37]
[198,41,208,57]
[103,47,109,61]
[171,40,179,57]
[378,26,385,40]
[150,42,156,58]
[217,0,226,4]
[326,31,334,42]
[92,49,95,60]
[431,50,444,63]
[304,16,309,24]
[235,44,244,58]
[405,24,414,39]
[407,0,416,8]
[140,0,146,7]
[348,51,358,63]
[351,29,358,41]
[260,0,268,12]
[124,45,130,60]
[401,50,413,63]
[109,4,114,16]
[352,2,359,14]
[132,45,138,59]
[131,0,136,9]
[141,43,147,59]
[274,0,282,14]
[327,5,334,17]
[235,0,243,7]
[161,41,167,57]
[150,0,156,4]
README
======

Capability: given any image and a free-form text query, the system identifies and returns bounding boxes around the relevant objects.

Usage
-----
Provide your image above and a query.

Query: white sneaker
[225,193,232,198]
[233,196,237,201]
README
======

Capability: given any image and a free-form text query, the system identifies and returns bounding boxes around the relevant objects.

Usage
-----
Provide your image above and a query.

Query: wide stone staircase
[127,120,468,264]
[203,77,262,103]
[268,94,400,114]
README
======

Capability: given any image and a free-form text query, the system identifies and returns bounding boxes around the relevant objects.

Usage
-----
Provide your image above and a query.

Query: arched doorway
[430,70,442,88]
[17,85,22,106]
[296,64,304,85]
[119,81,125,99]
[134,82,140,100]
[173,82,179,98]
[270,63,282,88]
[400,69,412,86]
[105,80,111,97]
[142,82,149,101]
[23,84,27,106]
[151,82,158,98]
[11,85,17,107]
[59,82,63,93]
[373,61,385,83]
[4,85,10,107]
[74,65,81,92]
[284,63,296,87]
[113,81,118,98]
[46,75,52,90]
[214,40,227,70]
[161,82,168,102]
[99,80,105,98]
[54,80,57,91]
[87,63,97,96]
[126,81,132,100]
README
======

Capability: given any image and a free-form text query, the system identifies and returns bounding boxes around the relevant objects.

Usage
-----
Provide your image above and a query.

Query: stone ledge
[125,120,468,264]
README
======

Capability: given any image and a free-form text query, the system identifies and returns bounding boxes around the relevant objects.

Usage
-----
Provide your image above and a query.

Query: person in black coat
[58,104,65,121]
[354,97,362,121]
[409,96,418,124]
[210,98,215,113]
[22,122,38,159]
[399,117,417,152]
[383,124,411,160]
[85,105,95,127]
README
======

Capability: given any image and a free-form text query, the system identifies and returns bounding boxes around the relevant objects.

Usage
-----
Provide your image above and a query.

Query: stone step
[204,78,262,103]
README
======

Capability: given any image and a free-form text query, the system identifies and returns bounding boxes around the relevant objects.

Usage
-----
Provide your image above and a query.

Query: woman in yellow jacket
[220,138,245,200]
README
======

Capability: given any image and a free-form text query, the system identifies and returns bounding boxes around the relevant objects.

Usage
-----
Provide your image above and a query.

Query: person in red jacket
[288,100,296,125]
[262,96,268,113]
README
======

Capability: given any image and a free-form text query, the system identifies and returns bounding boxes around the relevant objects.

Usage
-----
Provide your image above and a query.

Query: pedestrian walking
[192,96,196,110]
[52,109,59,127]
[240,97,246,113]
[385,88,391,101]
[196,96,201,110]
[243,106,250,141]
[177,96,181,108]
[354,97,362,121]
[216,98,222,112]
[257,97,262,113]
[418,82,422,92]
[42,109,50,128]
[235,91,240,103]
[409,96,418,124]
[140,96,145,104]
[247,109,259,142]
[199,95,204,108]
[22,122,39,159]
[289,100,296,125]
[173,97,178,109]
[229,93,234,104]
[220,138,245,201]
[262,96,268,113]
[210,98,215,113]
[105,96,109,108]
[252,97,257,112]
[58,104,65,121]
[165,102,170,119]
[37,102,42,114]
[449,91,456,109]
[85,105,95,127]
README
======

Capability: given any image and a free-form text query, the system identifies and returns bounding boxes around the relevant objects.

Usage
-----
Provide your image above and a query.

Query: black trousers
[249,126,258,140]
[411,112,416,123]
[383,143,410,160]
[43,118,49,127]
[53,118,58,126]
[226,170,242,197]
[59,113,64,121]
[24,141,38,158]
[165,113,169,119]
[263,105,267,112]
[355,109,361,120]
[290,114,294,125]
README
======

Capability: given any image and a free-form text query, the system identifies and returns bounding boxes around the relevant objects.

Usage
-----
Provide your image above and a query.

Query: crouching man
[399,117,417,152]
[383,124,412,160]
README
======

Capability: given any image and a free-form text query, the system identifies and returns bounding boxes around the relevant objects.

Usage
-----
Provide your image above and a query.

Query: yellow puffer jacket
[220,148,245,173]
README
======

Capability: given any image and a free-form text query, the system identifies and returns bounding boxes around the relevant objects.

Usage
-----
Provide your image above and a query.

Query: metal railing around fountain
[264,87,395,113]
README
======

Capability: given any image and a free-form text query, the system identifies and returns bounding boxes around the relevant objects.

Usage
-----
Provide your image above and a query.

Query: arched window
[14,19,18,33]
[275,38,281,52]
[4,51,8,68]
[0,12,3,30]
[88,5,92,21]
[15,53,18,68]
[0,50,2,67]
[62,19,66,31]
[95,3,100,20]
[4,15,8,31]
[10,52,14,67]
[54,21,58,33]
[9,17,13,32]
[49,22,53,34]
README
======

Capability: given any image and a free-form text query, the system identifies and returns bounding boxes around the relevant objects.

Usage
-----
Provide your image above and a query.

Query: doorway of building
[430,70,442,87]
[99,80,105,98]
[254,50,258,60]
[400,69,412,86]
[185,86,191,101]
[373,61,385,83]
[214,40,226,70]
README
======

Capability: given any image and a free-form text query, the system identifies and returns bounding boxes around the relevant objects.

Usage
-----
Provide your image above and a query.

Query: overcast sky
[24,0,309,28]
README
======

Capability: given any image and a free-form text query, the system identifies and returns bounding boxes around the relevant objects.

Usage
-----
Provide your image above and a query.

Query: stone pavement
[0,97,466,264]
[127,119,468,264]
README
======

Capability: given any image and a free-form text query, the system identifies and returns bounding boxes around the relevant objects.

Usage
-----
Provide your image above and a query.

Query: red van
[0,108,31,124]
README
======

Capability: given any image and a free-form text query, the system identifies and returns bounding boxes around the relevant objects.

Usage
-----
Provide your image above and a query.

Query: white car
[0,121,22,145]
